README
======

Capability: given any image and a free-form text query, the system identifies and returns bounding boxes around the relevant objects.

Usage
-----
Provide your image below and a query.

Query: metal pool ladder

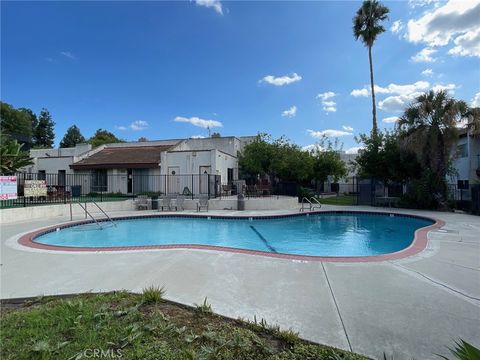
[300,197,322,212]
[69,201,116,229]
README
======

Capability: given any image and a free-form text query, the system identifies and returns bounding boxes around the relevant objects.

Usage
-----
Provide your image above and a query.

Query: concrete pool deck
[1,205,479,359]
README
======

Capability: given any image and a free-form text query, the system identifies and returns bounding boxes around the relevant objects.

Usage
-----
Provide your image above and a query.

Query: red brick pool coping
[17,211,445,263]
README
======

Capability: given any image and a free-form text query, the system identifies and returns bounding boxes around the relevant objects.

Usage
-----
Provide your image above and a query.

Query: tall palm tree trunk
[368,45,378,133]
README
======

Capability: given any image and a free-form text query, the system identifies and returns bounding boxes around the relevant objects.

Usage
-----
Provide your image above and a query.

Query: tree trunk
[368,45,378,134]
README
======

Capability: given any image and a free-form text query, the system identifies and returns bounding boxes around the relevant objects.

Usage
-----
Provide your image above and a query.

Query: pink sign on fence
[0,176,18,200]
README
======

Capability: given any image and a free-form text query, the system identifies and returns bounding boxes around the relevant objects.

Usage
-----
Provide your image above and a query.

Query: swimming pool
[27,212,436,258]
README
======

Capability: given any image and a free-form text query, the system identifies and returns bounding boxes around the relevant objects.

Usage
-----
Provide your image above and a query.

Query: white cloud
[194,0,223,15]
[375,81,430,95]
[406,0,480,58]
[174,116,223,129]
[115,120,149,131]
[350,88,369,97]
[408,0,440,9]
[472,92,480,107]
[377,81,457,112]
[316,91,337,113]
[410,47,437,62]
[129,120,149,131]
[431,83,456,93]
[259,73,302,86]
[383,116,400,124]
[307,129,353,138]
[391,20,404,34]
[421,68,434,76]
[448,28,480,57]
[281,105,297,118]
[345,146,364,155]
[60,51,76,60]
[342,125,354,132]
[378,93,423,112]
[317,91,336,100]
[302,144,324,152]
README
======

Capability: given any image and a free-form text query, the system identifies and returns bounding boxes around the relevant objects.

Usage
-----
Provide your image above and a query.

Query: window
[92,169,107,192]
[38,170,46,181]
[456,144,468,158]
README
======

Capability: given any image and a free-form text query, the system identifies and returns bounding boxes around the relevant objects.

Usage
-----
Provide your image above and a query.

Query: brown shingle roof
[70,145,172,169]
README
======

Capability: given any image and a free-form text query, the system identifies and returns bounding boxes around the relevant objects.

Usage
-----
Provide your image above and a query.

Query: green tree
[269,136,314,182]
[397,90,468,199]
[310,147,347,186]
[0,135,34,174]
[59,125,86,148]
[466,107,480,137]
[353,0,389,133]
[0,102,34,140]
[355,130,420,187]
[34,108,55,148]
[239,134,275,179]
[88,129,124,148]
[18,107,38,131]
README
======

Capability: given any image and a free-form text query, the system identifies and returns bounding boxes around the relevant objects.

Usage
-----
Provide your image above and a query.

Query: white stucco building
[22,136,255,196]
[22,144,92,184]
[449,129,480,197]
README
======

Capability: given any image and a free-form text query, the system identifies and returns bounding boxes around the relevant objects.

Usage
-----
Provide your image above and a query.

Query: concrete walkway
[1,206,479,359]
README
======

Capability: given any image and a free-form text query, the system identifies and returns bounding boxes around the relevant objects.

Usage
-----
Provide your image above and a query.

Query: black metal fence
[0,172,221,208]
[447,183,480,213]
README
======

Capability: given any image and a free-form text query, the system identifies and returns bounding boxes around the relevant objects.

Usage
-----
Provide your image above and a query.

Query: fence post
[23,173,26,207]
[191,174,194,199]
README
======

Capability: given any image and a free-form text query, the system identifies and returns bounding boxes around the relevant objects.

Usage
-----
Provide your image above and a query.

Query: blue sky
[2,0,479,152]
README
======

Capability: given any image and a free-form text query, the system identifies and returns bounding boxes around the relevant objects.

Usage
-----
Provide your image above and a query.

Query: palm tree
[353,0,389,133]
[0,136,33,174]
[466,107,480,137]
[397,90,469,201]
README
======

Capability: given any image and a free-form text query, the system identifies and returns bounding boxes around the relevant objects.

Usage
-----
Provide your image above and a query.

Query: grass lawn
[0,290,367,360]
[318,195,357,206]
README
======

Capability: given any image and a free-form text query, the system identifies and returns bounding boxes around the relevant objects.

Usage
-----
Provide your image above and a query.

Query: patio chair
[135,195,149,210]
[159,196,172,211]
[197,195,209,212]
[222,184,232,197]
[172,195,185,211]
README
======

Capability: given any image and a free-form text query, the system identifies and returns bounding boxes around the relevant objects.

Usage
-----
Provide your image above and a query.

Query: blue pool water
[34,213,433,257]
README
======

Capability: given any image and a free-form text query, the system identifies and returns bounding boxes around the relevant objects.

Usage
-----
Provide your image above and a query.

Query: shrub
[141,286,166,304]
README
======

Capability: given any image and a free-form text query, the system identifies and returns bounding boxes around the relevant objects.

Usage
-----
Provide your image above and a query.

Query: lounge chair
[135,195,149,210]
[172,195,185,211]
[159,196,172,211]
[197,195,209,212]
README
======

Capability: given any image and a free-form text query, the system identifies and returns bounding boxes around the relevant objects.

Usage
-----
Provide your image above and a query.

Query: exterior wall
[172,136,255,157]
[0,200,135,224]
[161,150,213,175]
[23,144,92,175]
[450,134,480,184]
[161,149,237,185]
[212,150,238,184]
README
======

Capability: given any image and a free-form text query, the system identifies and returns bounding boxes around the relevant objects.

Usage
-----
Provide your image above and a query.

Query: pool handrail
[300,197,312,212]
[91,201,117,227]
[310,197,322,210]
[69,201,116,229]
[300,197,322,212]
